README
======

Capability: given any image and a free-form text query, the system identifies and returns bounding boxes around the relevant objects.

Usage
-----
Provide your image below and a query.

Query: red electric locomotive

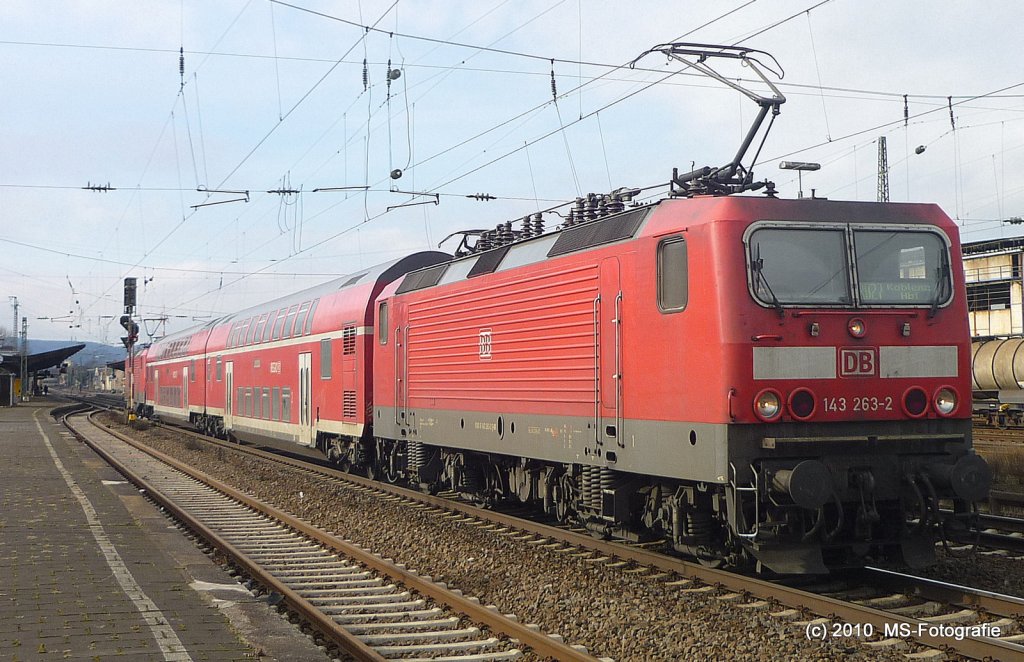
[370,195,989,573]
[129,43,990,573]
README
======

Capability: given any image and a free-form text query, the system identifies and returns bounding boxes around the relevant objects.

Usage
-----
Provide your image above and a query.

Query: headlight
[848,317,866,338]
[934,387,958,416]
[754,389,782,421]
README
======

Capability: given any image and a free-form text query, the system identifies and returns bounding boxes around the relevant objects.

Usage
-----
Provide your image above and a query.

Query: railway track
[61,408,602,662]
[75,404,1024,661]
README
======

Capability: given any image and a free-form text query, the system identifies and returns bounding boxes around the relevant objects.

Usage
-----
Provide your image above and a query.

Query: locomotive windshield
[747,225,951,308]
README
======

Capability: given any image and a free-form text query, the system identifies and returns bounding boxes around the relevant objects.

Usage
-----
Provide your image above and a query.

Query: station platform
[0,399,327,661]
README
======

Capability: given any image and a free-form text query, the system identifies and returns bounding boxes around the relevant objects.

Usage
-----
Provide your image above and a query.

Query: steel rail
[78,411,598,662]
[87,410,1024,661]
[863,567,1024,618]
[62,412,390,662]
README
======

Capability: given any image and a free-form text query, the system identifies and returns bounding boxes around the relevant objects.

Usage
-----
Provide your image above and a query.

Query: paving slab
[0,400,329,661]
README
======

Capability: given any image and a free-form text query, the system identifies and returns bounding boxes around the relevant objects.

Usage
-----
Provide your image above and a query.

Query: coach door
[298,352,314,446]
[182,366,189,416]
[599,258,623,448]
[224,361,233,430]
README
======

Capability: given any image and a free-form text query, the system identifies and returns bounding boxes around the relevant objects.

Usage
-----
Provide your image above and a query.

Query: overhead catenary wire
[15,1,1022,335]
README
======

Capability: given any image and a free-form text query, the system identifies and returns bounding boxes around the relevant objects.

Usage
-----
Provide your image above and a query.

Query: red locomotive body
[370,196,988,572]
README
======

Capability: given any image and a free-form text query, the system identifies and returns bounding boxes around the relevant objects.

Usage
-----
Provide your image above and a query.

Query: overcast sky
[1,0,1021,344]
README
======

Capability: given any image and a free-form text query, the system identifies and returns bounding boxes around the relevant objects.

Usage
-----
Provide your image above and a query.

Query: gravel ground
[99,415,931,661]
[912,547,1024,598]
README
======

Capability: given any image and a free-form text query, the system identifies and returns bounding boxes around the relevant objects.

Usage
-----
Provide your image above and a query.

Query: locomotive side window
[378,302,388,345]
[321,339,333,379]
[748,228,850,305]
[657,236,688,312]
[854,230,950,305]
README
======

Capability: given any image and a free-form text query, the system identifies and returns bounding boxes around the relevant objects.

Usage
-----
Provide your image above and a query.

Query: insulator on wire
[947,96,955,130]
[550,59,557,100]
[362,58,368,91]
[179,47,185,87]
[903,94,908,127]
[386,59,392,96]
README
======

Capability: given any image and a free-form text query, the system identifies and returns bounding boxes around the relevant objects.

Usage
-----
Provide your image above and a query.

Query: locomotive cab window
[748,227,850,306]
[378,302,388,344]
[745,223,952,308]
[657,236,688,312]
[854,230,950,305]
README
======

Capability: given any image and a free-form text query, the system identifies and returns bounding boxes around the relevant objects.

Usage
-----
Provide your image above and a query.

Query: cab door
[599,257,622,448]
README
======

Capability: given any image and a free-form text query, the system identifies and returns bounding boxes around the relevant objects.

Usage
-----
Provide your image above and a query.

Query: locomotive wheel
[552,476,575,524]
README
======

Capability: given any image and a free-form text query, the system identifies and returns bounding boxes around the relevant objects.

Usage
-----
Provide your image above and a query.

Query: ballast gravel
[100,416,940,661]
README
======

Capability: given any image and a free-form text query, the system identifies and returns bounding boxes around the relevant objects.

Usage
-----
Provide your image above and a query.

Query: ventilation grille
[547,207,651,258]
[467,245,510,277]
[343,391,357,419]
[341,272,367,287]
[396,263,449,294]
[342,325,357,355]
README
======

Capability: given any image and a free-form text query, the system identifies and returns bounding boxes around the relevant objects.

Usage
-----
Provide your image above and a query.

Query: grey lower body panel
[375,406,729,483]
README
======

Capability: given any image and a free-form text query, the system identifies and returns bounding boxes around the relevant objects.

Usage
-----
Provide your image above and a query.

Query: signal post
[120,278,139,422]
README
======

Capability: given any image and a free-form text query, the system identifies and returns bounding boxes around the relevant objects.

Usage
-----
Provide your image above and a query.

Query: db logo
[840,348,877,377]
[478,329,492,360]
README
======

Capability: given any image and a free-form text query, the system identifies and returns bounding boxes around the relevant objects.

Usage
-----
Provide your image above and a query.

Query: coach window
[280,305,297,338]
[292,301,310,337]
[244,317,258,345]
[321,338,333,379]
[239,318,252,345]
[190,359,196,382]
[251,314,265,345]
[272,387,280,420]
[272,309,288,340]
[378,302,388,344]
[261,310,275,342]
[658,236,688,312]
[241,317,252,345]
[304,298,320,335]
[281,387,291,422]
[216,357,223,381]
[262,388,271,419]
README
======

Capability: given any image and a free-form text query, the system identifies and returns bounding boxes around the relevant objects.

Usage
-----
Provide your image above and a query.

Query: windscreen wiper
[927,259,951,319]
[752,246,785,318]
